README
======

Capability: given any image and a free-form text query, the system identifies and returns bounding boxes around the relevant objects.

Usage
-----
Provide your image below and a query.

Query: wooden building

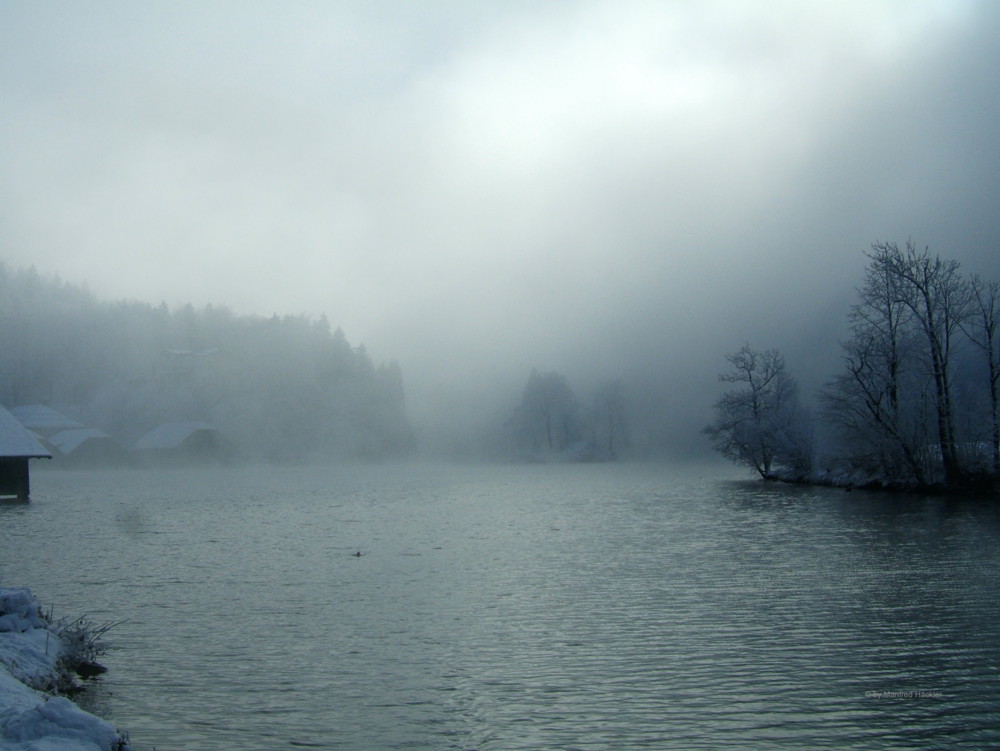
[48,428,128,466]
[0,406,51,500]
[9,404,84,438]
[132,421,225,463]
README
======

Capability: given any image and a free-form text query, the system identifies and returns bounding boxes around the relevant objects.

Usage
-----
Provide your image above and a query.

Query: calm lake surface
[2,461,1000,750]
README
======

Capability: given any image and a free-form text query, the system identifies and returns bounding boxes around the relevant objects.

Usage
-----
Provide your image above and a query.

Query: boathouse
[9,404,84,438]
[48,428,128,466]
[0,405,52,500]
[132,421,224,462]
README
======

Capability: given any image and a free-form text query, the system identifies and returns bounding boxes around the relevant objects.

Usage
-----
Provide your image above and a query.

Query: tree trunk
[991,357,1000,476]
[928,337,960,483]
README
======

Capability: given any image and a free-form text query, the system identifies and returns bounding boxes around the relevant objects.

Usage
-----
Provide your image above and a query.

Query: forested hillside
[0,263,414,461]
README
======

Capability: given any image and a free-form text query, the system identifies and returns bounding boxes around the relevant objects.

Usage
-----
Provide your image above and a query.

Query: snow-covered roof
[47,428,112,456]
[8,404,83,431]
[133,421,216,450]
[0,407,52,458]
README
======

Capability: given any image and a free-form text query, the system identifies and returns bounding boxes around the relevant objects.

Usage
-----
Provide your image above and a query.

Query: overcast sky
[3,1,999,448]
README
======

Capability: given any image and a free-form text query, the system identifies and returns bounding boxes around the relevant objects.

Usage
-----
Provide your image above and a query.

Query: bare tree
[512,370,580,455]
[868,241,970,483]
[704,345,812,479]
[820,250,932,484]
[964,275,1000,474]
[821,334,932,484]
[591,379,628,459]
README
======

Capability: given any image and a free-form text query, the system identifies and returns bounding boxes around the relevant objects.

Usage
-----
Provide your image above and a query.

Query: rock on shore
[0,586,129,751]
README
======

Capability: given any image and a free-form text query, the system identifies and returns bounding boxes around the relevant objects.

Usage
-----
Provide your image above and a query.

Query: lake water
[2,461,1000,750]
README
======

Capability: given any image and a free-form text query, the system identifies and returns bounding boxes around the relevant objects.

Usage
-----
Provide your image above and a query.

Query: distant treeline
[496,370,629,462]
[0,263,415,461]
[705,241,999,491]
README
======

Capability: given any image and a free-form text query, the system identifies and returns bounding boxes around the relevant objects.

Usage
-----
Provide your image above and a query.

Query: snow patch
[0,587,129,751]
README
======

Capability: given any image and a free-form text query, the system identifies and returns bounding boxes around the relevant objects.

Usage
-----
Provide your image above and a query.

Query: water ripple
[2,463,999,749]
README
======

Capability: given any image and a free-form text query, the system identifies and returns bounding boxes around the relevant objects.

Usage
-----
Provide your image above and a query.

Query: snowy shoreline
[0,586,130,751]
[767,467,1000,497]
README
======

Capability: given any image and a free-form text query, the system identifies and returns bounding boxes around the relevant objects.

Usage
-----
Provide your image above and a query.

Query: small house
[48,428,128,466]
[9,404,84,438]
[0,406,52,500]
[132,421,224,462]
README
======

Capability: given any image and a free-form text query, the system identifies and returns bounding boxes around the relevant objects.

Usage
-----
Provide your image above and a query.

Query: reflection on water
[2,463,999,750]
